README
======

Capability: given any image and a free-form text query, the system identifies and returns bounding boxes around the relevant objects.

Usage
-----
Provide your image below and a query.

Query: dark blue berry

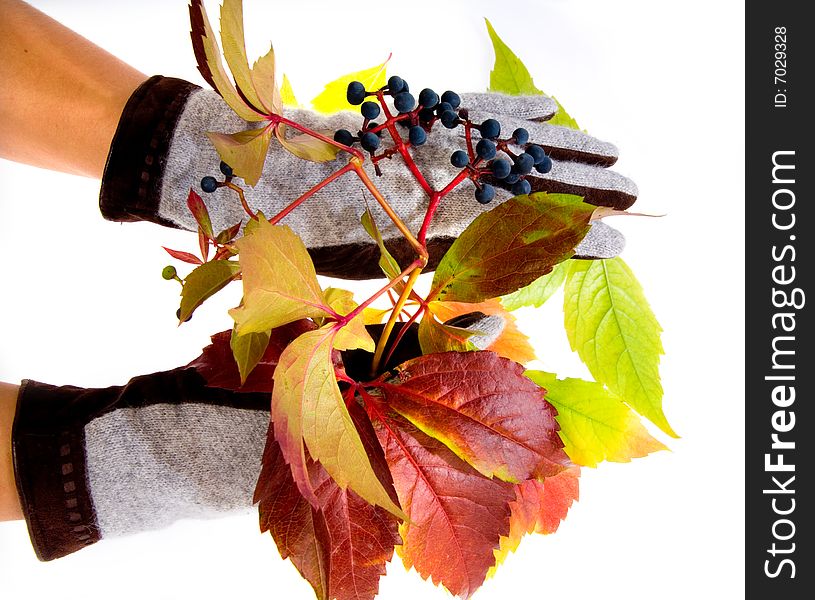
[201,176,218,193]
[387,75,406,94]
[418,107,435,122]
[333,129,354,146]
[504,172,521,185]
[219,161,233,177]
[441,90,461,109]
[435,101,453,116]
[450,150,469,168]
[440,110,460,128]
[511,179,531,195]
[409,126,427,146]
[367,122,382,135]
[490,158,511,179]
[514,152,535,175]
[418,88,439,109]
[475,139,496,160]
[535,155,553,173]
[475,184,495,204]
[393,92,416,113]
[360,132,380,152]
[526,144,547,164]
[361,101,380,119]
[479,118,501,139]
[513,128,530,145]
[347,81,366,105]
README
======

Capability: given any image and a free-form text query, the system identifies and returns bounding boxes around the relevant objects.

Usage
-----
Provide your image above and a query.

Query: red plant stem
[223,181,256,219]
[464,121,476,159]
[276,115,362,160]
[269,163,355,225]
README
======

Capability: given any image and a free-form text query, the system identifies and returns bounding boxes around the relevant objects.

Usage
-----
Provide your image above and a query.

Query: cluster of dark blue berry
[334,75,553,204]
[200,161,234,193]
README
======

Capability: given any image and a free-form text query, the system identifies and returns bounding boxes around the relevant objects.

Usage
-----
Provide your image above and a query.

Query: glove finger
[485,160,638,210]
[573,221,625,259]
[459,92,557,122]
[462,109,619,167]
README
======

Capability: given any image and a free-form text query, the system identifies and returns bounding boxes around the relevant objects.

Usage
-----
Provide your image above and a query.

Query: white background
[0,1,745,598]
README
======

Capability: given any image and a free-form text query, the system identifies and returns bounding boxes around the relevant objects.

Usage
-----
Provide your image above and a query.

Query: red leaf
[187,188,214,238]
[376,351,570,482]
[367,407,514,598]
[255,408,400,600]
[198,227,210,262]
[162,246,203,265]
[187,320,315,392]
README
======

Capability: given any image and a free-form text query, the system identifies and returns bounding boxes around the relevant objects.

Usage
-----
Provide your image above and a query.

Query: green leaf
[311,59,389,114]
[485,18,580,130]
[360,208,403,283]
[500,260,568,311]
[272,326,405,519]
[275,124,341,163]
[206,126,274,187]
[526,371,667,467]
[179,259,241,322]
[219,0,266,113]
[230,328,271,385]
[189,0,263,121]
[430,193,594,303]
[563,257,676,437]
[229,218,329,335]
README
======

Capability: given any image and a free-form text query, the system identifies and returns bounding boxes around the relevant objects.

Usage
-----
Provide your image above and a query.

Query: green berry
[162,265,177,280]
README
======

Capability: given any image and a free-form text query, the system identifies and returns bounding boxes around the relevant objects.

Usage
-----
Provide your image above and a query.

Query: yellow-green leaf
[324,288,374,352]
[275,124,341,163]
[564,257,676,437]
[311,59,389,114]
[272,326,405,518]
[230,328,271,384]
[206,126,273,187]
[501,260,568,311]
[360,208,403,284]
[280,74,299,107]
[485,18,580,130]
[251,45,281,114]
[526,371,667,467]
[179,259,241,322]
[219,0,266,113]
[189,0,263,121]
[229,218,328,334]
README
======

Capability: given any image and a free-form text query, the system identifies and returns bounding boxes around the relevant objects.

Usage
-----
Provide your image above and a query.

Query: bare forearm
[0,0,148,178]
[0,382,22,521]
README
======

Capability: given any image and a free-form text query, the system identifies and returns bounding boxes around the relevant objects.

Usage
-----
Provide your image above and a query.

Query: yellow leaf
[363,307,390,325]
[229,218,328,334]
[206,126,273,187]
[310,58,389,114]
[189,0,263,121]
[324,288,374,352]
[526,371,667,467]
[230,328,270,384]
[251,45,281,114]
[219,0,266,113]
[275,124,341,163]
[272,326,405,518]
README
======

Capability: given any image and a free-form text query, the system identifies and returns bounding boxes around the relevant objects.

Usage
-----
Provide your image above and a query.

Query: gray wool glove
[100,77,633,279]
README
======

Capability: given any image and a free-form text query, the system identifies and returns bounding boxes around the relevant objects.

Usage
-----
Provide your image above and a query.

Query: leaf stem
[370,267,423,376]
[277,115,363,160]
[269,163,355,225]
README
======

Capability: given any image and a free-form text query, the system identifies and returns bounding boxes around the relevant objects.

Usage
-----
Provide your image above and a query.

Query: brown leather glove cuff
[11,380,123,561]
[99,75,200,227]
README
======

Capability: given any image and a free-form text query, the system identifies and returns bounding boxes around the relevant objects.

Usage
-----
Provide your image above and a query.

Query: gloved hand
[11,324,423,561]
[101,77,635,279]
